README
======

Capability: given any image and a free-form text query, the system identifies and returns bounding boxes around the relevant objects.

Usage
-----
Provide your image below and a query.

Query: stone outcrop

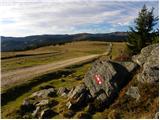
[66,84,90,109]
[20,88,58,119]
[57,87,69,96]
[20,99,36,114]
[132,44,159,83]
[132,44,158,66]
[29,88,56,98]
[83,59,137,103]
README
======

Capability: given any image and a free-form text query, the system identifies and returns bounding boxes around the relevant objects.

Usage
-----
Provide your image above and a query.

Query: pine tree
[127,5,158,54]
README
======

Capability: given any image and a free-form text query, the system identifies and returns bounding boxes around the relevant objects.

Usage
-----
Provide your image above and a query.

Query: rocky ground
[15,43,159,119]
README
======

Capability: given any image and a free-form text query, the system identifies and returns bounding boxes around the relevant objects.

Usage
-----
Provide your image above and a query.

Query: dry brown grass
[98,74,159,119]
[111,42,127,59]
[1,41,108,72]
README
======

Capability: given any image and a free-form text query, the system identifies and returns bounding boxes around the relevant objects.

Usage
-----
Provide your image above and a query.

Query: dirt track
[1,54,102,89]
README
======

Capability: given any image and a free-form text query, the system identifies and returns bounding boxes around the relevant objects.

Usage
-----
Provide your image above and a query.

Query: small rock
[57,87,69,96]
[36,99,49,106]
[67,87,75,98]
[30,88,56,98]
[126,86,140,101]
[66,101,73,109]
[68,84,86,99]
[40,108,54,119]
[32,106,40,118]
[154,112,159,119]
[96,92,108,103]
[75,75,83,80]
[85,103,95,113]
[20,99,35,114]
[66,84,88,109]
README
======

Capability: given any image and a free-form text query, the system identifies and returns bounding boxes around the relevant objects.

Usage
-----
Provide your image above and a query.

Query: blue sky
[0,0,159,37]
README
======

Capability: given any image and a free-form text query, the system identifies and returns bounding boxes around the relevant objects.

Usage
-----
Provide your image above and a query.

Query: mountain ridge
[1,32,127,52]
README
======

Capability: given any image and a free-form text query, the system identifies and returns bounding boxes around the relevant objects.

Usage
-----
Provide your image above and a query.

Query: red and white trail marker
[94,74,103,85]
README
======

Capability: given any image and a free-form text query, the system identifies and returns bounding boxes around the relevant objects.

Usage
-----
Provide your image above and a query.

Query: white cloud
[0,0,158,36]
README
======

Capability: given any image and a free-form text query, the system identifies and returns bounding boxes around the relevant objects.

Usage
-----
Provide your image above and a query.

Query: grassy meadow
[1,41,127,118]
[1,41,110,72]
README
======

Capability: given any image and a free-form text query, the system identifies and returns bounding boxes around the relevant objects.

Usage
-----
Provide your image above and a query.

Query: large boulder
[84,59,137,103]
[132,44,159,66]
[134,44,159,83]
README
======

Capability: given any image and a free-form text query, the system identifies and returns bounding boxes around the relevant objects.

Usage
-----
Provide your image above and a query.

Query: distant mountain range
[1,32,127,52]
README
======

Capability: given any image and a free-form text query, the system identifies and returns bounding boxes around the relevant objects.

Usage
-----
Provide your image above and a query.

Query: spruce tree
[127,5,158,54]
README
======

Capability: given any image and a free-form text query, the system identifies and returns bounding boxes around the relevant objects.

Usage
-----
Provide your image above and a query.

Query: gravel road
[1,54,100,89]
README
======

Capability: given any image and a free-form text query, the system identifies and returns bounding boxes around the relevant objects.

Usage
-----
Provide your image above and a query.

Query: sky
[0,0,159,37]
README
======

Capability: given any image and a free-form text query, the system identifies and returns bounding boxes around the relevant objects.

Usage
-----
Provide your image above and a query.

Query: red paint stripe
[94,74,103,85]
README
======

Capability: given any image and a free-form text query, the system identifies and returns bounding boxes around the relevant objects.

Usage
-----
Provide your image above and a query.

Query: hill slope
[1,32,127,51]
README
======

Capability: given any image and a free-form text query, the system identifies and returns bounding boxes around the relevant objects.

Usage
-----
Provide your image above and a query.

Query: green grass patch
[1,61,92,119]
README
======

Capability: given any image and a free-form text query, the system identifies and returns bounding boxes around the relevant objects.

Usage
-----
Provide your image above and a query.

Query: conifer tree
[127,5,158,54]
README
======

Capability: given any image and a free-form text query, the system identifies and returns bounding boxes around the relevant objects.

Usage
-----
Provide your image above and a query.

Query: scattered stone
[66,101,73,109]
[75,75,83,80]
[96,92,108,103]
[36,99,49,106]
[67,84,86,99]
[20,99,35,114]
[57,87,69,96]
[32,106,40,118]
[66,84,89,109]
[154,112,159,119]
[29,88,56,98]
[62,74,65,77]
[126,86,140,101]
[85,103,95,113]
[67,87,75,98]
